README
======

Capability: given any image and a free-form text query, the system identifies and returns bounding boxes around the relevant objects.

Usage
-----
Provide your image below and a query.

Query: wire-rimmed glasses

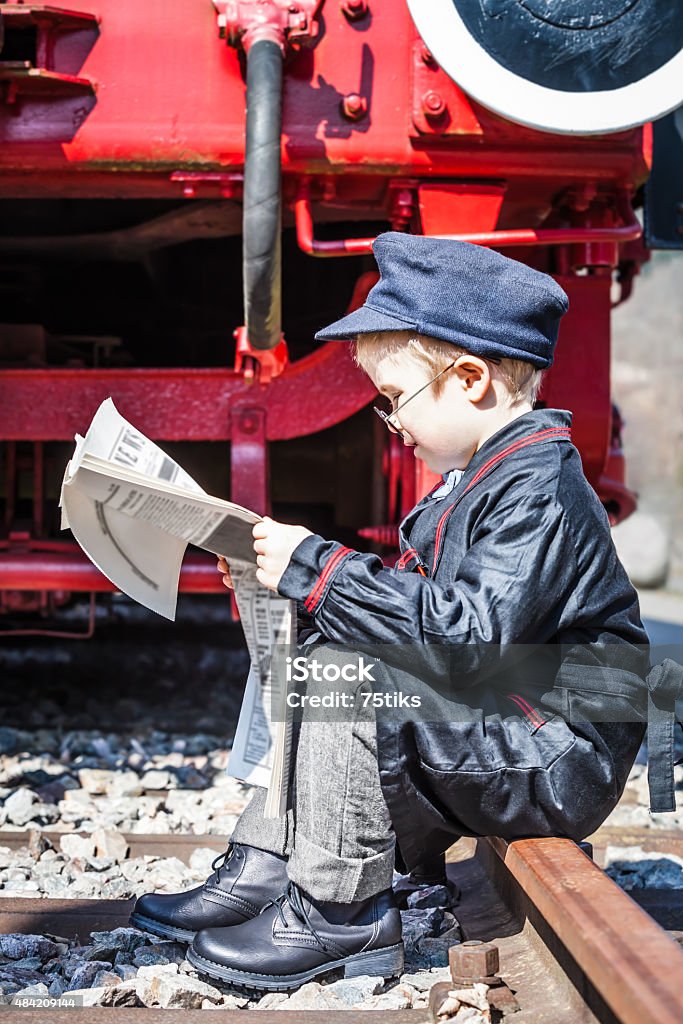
[373,355,501,434]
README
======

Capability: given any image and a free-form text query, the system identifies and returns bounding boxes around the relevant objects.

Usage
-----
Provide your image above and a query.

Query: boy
[131,233,650,991]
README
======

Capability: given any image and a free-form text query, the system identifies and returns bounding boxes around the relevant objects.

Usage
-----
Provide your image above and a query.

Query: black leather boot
[186,879,404,991]
[129,842,289,943]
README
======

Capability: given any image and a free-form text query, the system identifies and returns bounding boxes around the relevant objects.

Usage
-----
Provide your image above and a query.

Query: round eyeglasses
[373,356,501,434]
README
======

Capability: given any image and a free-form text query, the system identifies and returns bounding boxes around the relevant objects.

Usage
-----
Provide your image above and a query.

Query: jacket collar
[457,406,572,486]
[398,407,573,564]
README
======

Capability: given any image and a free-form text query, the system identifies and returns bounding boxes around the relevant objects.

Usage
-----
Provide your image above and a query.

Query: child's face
[370,348,497,474]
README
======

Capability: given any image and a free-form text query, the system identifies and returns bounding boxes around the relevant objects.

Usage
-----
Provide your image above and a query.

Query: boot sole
[186,942,405,992]
[129,911,195,943]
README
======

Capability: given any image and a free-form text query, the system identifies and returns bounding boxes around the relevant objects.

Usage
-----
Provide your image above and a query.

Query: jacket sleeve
[276,493,579,682]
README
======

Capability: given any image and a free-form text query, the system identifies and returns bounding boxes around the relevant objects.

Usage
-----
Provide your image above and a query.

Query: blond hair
[352,330,545,407]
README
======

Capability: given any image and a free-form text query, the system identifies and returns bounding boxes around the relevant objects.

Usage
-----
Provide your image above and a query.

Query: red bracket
[212,0,322,52]
[233,326,289,384]
[0,4,98,105]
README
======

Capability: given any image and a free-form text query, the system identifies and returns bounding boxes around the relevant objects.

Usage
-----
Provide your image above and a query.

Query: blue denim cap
[314,232,569,369]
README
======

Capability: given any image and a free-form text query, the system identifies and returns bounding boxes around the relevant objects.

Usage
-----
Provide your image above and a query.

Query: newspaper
[228,564,295,816]
[60,398,296,817]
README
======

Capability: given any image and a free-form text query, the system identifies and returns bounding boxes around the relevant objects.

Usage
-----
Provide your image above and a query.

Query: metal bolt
[341,0,368,21]
[449,940,501,985]
[421,45,436,67]
[422,90,446,119]
[341,93,368,120]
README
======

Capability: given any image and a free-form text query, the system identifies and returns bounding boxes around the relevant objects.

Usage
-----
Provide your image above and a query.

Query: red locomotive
[0,0,681,629]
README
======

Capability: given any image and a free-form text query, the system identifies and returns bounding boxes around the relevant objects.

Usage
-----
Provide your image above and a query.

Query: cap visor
[314,304,418,341]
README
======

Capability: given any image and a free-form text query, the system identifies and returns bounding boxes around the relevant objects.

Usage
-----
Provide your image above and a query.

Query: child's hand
[216,555,233,590]
[252,516,313,592]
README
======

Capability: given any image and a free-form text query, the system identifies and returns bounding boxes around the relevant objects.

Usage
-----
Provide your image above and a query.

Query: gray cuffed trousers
[230,645,396,903]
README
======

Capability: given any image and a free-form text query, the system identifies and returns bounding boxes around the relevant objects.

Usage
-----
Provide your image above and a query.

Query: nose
[399,425,417,446]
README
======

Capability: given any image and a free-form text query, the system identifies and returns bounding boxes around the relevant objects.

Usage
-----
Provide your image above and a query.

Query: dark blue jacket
[278,408,661,871]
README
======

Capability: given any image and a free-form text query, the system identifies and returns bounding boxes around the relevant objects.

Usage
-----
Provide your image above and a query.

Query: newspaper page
[60,398,209,620]
[60,398,298,817]
[60,398,259,619]
[228,564,297,817]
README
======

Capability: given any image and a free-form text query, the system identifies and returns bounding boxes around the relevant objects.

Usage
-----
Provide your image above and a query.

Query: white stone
[136,972,223,1008]
[278,982,347,1010]
[100,979,139,1007]
[611,512,670,588]
[59,834,96,860]
[131,816,169,834]
[452,1007,490,1023]
[62,788,95,803]
[165,790,202,813]
[140,770,172,790]
[361,988,413,1010]
[11,983,50,1003]
[135,963,179,979]
[120,858,148,882]
[325,975,385,1005]
[92,827,129,862]
[77,769,115,794]
[401,967,453,990]
[4,788,37,825]
[106,772,144,799]
[257,991,291,1009]
[189,847,221,875]
[62,986,108,1007]
[448,984,490,1013]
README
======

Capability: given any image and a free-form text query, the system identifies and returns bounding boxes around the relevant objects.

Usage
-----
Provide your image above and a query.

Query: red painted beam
[0,549,225,593]
[0,344,376,441]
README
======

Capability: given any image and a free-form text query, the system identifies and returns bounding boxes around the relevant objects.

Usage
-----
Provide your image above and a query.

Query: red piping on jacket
[431,427,571,575]
[397,546,419,570]
[304,545,353,613]
[466,427,572,492]
[507,693,546,728]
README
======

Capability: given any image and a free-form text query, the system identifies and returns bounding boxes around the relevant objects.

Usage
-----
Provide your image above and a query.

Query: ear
[453,356,492,403]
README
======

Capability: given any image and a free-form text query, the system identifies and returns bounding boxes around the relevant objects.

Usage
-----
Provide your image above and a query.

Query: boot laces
[209,842,239,884]
[263,881,332,954]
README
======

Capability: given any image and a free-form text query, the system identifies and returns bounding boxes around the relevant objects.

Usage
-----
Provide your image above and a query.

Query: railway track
[1,829,683,1022]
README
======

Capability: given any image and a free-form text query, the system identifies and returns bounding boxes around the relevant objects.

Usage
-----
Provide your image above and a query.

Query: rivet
[422,90,446,119]
[341,0,368,21]
[341,93,368,121]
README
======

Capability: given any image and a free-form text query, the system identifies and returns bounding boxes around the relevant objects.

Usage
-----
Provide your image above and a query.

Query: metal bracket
[212,0,322,52]
[410,39,483,137]
[233,325,289,384]
[230,404,269,515]
[0,5,98,103]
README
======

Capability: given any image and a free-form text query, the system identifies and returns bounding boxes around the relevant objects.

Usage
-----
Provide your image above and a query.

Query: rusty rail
[481,836,683,1024]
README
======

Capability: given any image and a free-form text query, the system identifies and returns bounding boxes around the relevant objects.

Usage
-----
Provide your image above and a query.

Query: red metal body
[0,0,654,623]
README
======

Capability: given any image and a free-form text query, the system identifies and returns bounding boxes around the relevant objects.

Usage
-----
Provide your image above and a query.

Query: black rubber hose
[243,38,283,351]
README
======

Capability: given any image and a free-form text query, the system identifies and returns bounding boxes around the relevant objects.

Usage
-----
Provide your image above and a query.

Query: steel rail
[484,836,683,1024]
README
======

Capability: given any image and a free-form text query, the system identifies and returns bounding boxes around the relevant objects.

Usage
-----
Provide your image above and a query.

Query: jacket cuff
[277,534,355,616]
